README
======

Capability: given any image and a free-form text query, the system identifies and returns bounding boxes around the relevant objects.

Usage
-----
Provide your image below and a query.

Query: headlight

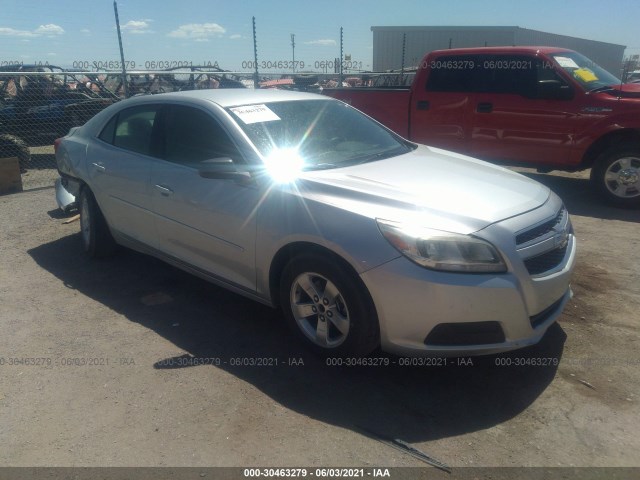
[377,219,507,273]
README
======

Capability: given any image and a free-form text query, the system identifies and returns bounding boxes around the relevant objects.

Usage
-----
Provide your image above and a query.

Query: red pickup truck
[323,47,640,208]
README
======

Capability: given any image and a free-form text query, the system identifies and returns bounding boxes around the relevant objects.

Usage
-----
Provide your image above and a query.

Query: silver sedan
[55,89,576,357]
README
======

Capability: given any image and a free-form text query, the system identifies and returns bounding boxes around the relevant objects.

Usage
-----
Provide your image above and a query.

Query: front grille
[516,207,566,245]
[523,244,568,276]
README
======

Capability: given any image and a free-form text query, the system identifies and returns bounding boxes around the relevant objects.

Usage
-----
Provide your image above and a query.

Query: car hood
[295,145,550,235]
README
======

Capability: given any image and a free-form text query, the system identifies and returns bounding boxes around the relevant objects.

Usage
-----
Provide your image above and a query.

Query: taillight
[54,137,62,153]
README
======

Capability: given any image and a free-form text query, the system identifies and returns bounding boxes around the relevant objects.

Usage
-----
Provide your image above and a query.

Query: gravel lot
[0,168,638,474]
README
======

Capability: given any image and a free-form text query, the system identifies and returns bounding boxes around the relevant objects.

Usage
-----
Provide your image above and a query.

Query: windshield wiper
[303,163,339,171]
[351,147,409,166]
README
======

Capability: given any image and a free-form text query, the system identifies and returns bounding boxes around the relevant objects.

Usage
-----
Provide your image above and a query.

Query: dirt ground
[0,168,638,474]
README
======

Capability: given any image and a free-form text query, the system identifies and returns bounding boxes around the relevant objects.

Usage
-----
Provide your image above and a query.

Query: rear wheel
[79,187,116,258]
[280,253,379,357]
[591,143,640,208]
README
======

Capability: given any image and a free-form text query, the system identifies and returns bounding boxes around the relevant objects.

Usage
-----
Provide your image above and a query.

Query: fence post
[401,32,406,75]
[339,27,343,85]
[113,0,129,98]
[253,17,260,89]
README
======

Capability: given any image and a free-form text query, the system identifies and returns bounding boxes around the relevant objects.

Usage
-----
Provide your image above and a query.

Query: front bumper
[361,206,577,357]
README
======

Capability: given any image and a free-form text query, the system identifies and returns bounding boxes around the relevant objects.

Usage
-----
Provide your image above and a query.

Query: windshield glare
[551,52,620,90]
[227,100,412,170]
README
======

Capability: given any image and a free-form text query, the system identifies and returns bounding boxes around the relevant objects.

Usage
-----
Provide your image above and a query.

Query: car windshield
[551,52,620,91]
[226,99,412,171]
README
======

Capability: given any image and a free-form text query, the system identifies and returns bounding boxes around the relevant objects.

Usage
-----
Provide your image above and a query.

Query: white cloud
[229,34,242,40]
[0,23,64,37]
[121,20,153,34]
[34,24,65,35]
[304,39,336,46]
[0,27,36,37]
[47,52,57,56]
[80,28,91,34]
[168,23,225,40]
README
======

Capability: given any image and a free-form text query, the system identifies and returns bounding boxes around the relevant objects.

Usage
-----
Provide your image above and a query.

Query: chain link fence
[0,65,410,190]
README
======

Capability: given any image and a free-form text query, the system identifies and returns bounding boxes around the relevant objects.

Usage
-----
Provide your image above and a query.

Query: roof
[429,46,575,56]
[371,25,520,32]
[370,26,626,49]
[126,88,328,108]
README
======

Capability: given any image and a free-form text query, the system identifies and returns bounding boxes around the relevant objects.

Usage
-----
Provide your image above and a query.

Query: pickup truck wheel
[591,143,640,208]
[79,187,116,258]
[280,254,379,357]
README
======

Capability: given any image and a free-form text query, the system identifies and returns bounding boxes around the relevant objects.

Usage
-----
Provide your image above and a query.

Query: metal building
[371,26,626,75]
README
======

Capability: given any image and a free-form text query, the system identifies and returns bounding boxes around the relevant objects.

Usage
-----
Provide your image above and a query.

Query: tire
[279,253,379,357]
[79,187,116,258]
[0,134,30,172]
[590,143,640,208]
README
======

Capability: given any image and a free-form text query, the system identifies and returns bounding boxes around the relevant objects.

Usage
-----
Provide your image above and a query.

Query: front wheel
[280,254,379,357]
[591,143,640,208]
[79,187,116,258]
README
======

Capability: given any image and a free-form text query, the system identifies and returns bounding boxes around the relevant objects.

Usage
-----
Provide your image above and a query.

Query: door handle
[154,184,174,196]
[477,102,493,113]
[92,162,106,172]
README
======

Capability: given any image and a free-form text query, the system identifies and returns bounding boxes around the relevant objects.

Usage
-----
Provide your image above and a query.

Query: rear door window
[425,55,477,92]
[98,105,160,156]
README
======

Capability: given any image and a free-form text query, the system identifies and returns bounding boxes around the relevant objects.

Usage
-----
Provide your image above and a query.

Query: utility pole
[113,0,129,98]
[291,34,296,73]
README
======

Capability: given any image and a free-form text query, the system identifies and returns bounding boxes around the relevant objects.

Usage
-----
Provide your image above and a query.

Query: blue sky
[1,0,638,71]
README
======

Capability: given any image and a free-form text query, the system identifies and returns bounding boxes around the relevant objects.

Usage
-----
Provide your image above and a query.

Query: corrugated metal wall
[372,26,625,76]
[514,28,625,75]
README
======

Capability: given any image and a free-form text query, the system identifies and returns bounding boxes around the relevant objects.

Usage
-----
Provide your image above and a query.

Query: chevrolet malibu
[55,89,576,357]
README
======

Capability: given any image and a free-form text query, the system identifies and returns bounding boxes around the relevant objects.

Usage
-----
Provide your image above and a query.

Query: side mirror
[198,157,252,183]
[537,80,573,100]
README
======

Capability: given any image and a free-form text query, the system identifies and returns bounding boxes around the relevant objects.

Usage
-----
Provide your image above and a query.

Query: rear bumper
[55,176,78,212]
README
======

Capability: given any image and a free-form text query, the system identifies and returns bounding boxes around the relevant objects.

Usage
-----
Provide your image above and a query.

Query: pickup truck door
[409,56,475,153]
[149,104,259,291]
[469,55,577,167]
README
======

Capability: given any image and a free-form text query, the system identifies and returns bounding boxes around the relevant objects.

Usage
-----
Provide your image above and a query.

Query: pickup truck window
[550,51,620,91]
[425,55,476,92]
[426,54,570,99]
